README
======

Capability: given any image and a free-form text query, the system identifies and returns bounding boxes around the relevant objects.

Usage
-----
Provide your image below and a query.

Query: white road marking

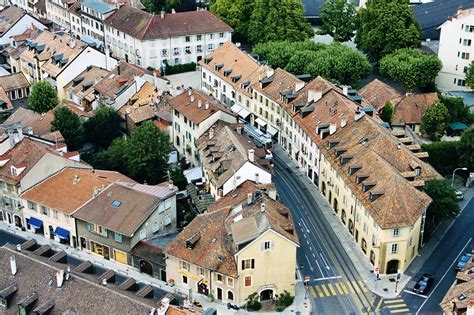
[319,252,330,270]
[313,276,343,282]
[416,237,473,315]
[403,289,428,299]
[312,253,316,258]
[305,254,315,272]
[301,218,310,233]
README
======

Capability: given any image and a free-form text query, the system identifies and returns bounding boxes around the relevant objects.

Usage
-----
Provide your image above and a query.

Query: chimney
[255,172,259,184]
[308,90,322,103]
[188,88,192,96]
[205,101,209,110]
[102,279,107,286]
[160,11,165,18]
[260,203,266,212]
[236,126,243,134]
[397,143,401,150]
[342,86,349,96]
[56,270,64,287]
[248,149,255,162]
[247,193,252,204]
[198,100,202,108]
[295,82,304,92]
[190,95,195,102]
[268,187,277,200]
[10,255,17,275]
[171,8,176,14]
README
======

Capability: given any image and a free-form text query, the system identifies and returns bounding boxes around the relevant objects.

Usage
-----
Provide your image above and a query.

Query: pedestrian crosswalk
[308,280,368,298]
[382,299,410,314]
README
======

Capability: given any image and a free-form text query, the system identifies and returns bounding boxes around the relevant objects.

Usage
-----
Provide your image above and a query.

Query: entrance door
[48,225,54,240]
[160,269,167,281]
[0,210,3,222]
[216,287,223,300]
[260,289,274,301]
[197,282,209,296]
[6,212,12,224]
[14,215,22,228]
[139,260,153,276]
[114,249,127,264]
[80,237,87,250]
[386,260,400,274]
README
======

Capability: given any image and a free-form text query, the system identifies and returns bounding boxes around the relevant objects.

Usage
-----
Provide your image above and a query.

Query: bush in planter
[245,292,261,311]
[275,290,294,312]
[164,62,196,75]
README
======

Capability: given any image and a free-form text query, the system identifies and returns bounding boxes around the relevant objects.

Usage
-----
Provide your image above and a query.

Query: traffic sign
[304,275,310,283]
[374,266,379,275]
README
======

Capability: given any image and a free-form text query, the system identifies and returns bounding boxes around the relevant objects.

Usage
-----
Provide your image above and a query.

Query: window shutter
[241,260,245,270]
[251,259,255,269]
[87,223,92,231]
[261,242,265,251]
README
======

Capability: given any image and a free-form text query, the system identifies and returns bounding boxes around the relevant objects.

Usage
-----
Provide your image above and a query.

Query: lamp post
[452,167,468,187]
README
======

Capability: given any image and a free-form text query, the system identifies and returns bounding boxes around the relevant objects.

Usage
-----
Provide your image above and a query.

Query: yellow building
[164,181,299,305]
[318,115,441,274]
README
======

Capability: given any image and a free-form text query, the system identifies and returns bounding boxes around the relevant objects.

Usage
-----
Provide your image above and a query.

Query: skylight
[111,200,121,207]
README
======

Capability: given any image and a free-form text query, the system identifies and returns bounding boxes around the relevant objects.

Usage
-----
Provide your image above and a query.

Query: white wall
[222,161,272,196]
[0,15,46,45]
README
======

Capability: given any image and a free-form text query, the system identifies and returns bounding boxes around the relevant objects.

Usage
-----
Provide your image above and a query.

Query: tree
[248,0,313,45]
[253,41,324,69]
[425,179,460,224]
[441,96,474,125]
[421,141,460,176]
[51,107,84,150]
[380,101,393,124]
[421,101,450,141]
[458,127,474,170]
[210,0,254,42]
[318,0,358,42]
[466,61,474,89]
[245,292,262,311]
[84,106,122,148]
[107,122,171,184]
[28,81,59,114]
[379,48,442,89]
[355,0,421,63]
[275,290,295,312]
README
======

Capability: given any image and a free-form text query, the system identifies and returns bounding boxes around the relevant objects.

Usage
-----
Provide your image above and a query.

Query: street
[273,153,378,315]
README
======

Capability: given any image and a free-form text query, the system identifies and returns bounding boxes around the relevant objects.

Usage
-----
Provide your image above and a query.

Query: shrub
[275,290,294,312]
[164,62,196,75]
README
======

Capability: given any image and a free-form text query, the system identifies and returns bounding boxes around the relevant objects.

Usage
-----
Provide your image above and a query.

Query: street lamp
[451,167,468,187]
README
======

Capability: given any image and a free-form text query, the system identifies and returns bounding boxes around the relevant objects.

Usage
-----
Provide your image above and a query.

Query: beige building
[164,181,298,305]
[318,114,441,274]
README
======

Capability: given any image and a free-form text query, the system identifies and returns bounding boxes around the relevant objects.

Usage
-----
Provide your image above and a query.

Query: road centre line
[402,290,427,299]
[313,276,342,281]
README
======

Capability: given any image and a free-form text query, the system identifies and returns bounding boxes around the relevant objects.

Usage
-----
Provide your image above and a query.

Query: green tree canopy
[84,106,122,149]
[107,122,171,184]
[465,61,474,90]
[28,81,59,114]
[458,127,474,170]
[210,0,253,42]
[425,179,460,224]
[355,0,421,63]
[318,0,358,42]
[51,107,84,150]
[253,41,370,84]
[248,0,313,45]
[380,101,393,124]
[441,96,474,125]
[379,48,442,89]
[421,141,460,176]
[421,101,450,141]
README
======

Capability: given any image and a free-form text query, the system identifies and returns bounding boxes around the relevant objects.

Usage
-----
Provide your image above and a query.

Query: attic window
[362,181,376,192]
[60,58,68,66]
[52,53,63,63]
[73,76,84,86]
[348,164,362,175]
[300,106,314,118]
[356,173,369,184]
[35,44,45,53]
[214,63,224,71]
[204,56,213,64]
[82,82,93,91]
[370,190,384,201]
[111,200,121,207]
[339,155,353,165]
[334,147,347,157]
[241,80,251,89]
[185,232,201,249]
[223,69,232,77]
[327,140,340,149]
[231,75,241,83]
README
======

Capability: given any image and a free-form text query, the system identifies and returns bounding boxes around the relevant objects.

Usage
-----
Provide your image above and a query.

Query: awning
[267,125,279,136]
[28,217,43,229]
[54,227,70,240]
[255,118,267,126]
[231,104,243,114]
[238,108,250,119]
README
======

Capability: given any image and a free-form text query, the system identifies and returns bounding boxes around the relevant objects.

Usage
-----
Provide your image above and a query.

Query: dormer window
[231,75,241,83]
[370,190,384,201]
[348,164,362,175]
[223,69,232,77]
[356,174,369,184]
[10,163,26,176]
[334,147,347,157]
[214,63,224,71]
[327,140,339,149]
[414,167,421,176]
[362,181,376,192]
[339,155,353,165]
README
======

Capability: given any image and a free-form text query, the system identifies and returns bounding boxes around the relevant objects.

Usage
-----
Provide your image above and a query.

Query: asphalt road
[273,153,378,315]
[0,229,26,246]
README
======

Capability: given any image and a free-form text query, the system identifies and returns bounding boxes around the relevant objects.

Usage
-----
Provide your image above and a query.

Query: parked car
[455,253,472,271]
[413,274,434,295]
[455,190,464,201]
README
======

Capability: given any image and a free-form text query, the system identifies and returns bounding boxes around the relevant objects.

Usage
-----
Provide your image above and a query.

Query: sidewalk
[0,221,312,315]
[273,145,460,299]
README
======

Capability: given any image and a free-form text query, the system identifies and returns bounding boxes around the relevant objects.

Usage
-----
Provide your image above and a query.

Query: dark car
[413,274,434,295]
[455,254,472,271]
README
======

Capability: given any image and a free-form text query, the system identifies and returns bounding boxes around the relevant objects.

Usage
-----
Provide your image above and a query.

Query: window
[185,36,190,42]
[227,291,234,301]
[409,237,413,247]
[217,274,223,282]
[198,267,206,277]
[458,79,466,86]
[97,225,108,237]
[464,39,472,46]
[139,229,146,240]
[114,232,122,243]
[227,277,234,287]
[165,214,172,225]
[181,261,189,270]
[152,222,159,233]
[372,234,377,246]
[393,228,400,238]
[208,34,214,39]
[182,275,188,284]
[461,52,470,59]
[391,243,398,253]
[196,45,202,53]
[161,49,168,57]
[64,214,70,224]
[262,241,272,251]
[197,34,202,41]
[241,259,255,270]
[207,44,214,50]
[244,276,252,287]
[53,210,58,219]
[219,32,224,38]
[41,206,49,216]
[27,201,37,211]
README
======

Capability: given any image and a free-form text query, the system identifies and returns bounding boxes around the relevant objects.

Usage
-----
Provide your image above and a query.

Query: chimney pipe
[248,149,255,162]
[260,203,266,212]
[198,100,202,108]
[247,193,252,204]
[56,270,64,287]
[10,255,17,275]
[342,85,349,96]
[190,95,194,102]
[205,101,209,110]
[160,11,165,18]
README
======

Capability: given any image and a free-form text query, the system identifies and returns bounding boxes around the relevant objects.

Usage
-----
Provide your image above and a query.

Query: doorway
[386,260,400,274]
[6,212,12,224]
[160,269,167,281]
[80,237,87,250]
[197,282,209,296]
[216,287,223,300]
[48,225,54,240]
[260,289,274,301]
[139,260,153,276]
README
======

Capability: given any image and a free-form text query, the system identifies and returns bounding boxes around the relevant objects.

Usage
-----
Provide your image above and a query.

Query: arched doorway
[14,215,22,228]
[198,282,209,296]
[227,291,234,301]
[139,260,153,276]
[328,190,332,203]
[6,212,12,224]
[321,182,326,197]
[260,289,274,301]
[333,198,338,214]
[386,260,399,274]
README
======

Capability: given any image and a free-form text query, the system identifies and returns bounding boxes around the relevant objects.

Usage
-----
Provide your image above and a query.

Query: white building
[78,0,116,47]
[436,7,474,91]
[46,0,75,29]
[0,6,46,46]
[169,88,238,167]
[104,5,232,69]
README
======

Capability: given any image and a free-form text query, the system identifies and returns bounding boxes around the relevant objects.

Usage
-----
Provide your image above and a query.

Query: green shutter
[87,223,93,231]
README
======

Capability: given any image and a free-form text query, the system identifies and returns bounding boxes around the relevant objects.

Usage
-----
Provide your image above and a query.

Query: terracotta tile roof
[199,42,269,96]
[358,79,401,112]
[60,100,92,118]
[118,82,162,123]
[251,68,304,103]
[73,182,175,236]
[0,6,24,36]
[440,262,474,314]
[0,73,29,92]
[164,184,298,277]
[64,66,110,102]
[0,138,58,185]
[11,25,41,41]
[197,121,272,188]
[321,115,441,229]
[20,168,133,214]
[5,108,64,142]
[93,61,148,99]
[0,86,13,112]
[105,5,232,40]
[20,30,88,78]
[390,92,439,126]
[169,88,235,124]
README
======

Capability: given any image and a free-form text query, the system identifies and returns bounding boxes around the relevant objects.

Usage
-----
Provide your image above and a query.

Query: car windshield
[461,256,469,262]
[419,280,428,286]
